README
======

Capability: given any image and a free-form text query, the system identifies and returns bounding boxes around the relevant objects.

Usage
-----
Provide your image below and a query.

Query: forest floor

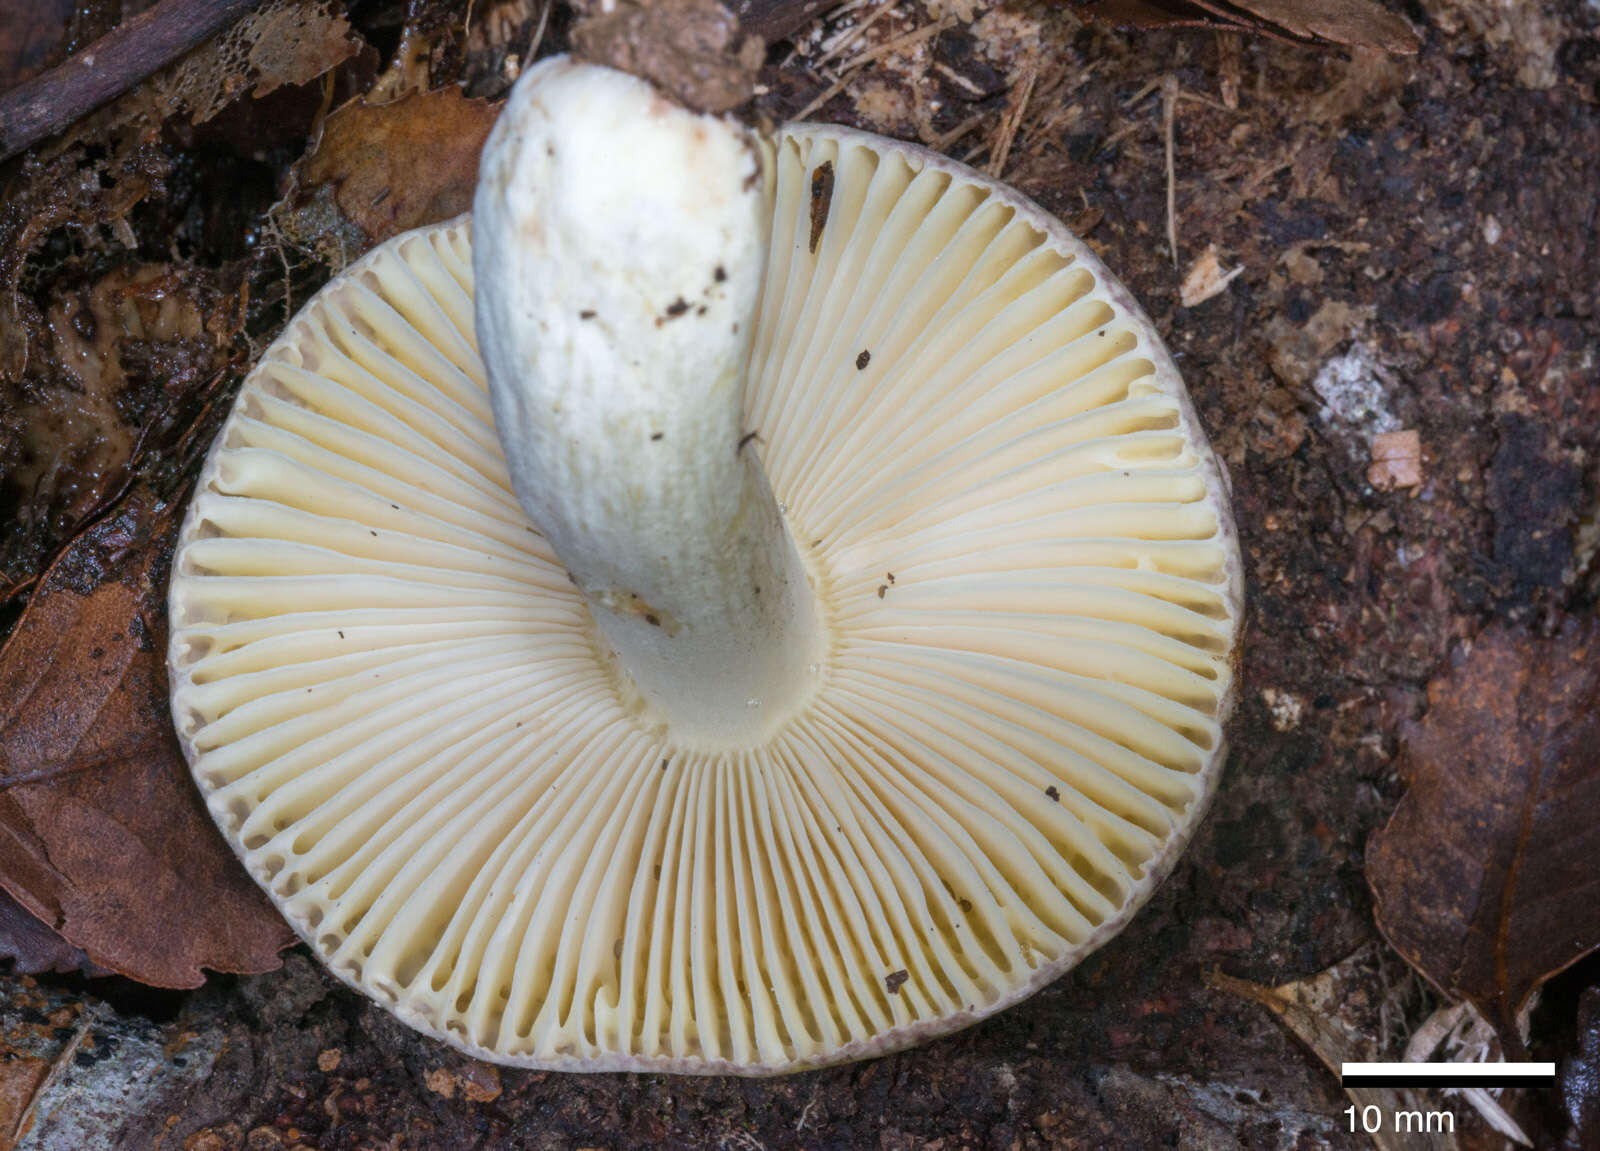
[1,1,1598,1148]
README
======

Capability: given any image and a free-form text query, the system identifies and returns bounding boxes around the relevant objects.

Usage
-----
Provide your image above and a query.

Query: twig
[1121,76,1163,109]
[528,0,555,61]
[931,112,984,154]
[809,0,874,59]
[794,66,862,122]
[796,15,950,120]
[932,61,988,98]
[835,16,952,75]
[1162,73,1179,269]
[812,0,895,70]
[9,1008,97,1143]
[1091,118,1142,159]
[1177,90,1231,113]
[987,63,1037,179]
[0,0,263,162]
[1217,30,1242,110]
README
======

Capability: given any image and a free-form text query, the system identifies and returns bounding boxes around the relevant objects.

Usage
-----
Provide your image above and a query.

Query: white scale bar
[1341,1062,1555,1086]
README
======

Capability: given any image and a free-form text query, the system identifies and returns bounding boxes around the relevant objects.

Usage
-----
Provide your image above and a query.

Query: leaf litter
[1367,620,1600,1054]
[276,84,502,262]
[1211,948,1456,1151]
[0,0,1597,1146]
[1,0,503,988]
[0,487,292,987]
[1071,0,1418,53]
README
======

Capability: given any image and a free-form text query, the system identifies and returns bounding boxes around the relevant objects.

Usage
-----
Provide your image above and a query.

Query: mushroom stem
[474,57,825,747]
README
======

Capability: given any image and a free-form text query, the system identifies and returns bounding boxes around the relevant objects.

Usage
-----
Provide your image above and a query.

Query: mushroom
[168,57,1242,1074]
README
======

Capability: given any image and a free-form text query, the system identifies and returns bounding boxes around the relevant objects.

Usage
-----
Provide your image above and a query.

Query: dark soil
[2,1,1597,1148]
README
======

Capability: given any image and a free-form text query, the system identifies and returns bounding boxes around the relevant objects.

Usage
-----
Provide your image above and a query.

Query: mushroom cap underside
[168,123,1243,1074]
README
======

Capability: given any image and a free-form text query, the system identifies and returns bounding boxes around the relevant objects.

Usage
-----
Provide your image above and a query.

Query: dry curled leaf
[0,488,292,989]
[1367,620,1600,1051]
[156,0,362,124]
[292,85,501,248]
[246,0,361,99]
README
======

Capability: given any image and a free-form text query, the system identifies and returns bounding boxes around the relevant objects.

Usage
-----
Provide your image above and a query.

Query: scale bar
[1340,1062,1555,1088]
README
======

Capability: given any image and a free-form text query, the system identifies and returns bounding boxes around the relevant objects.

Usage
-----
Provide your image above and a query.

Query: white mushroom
[168,57,1243,1074]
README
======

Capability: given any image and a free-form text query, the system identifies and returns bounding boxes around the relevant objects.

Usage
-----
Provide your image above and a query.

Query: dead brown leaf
[1073,0,1418,53]
[1367,620,1600,1052]
[1221,0,1418,53]
[1076,0,1247,34]
[295,86,501,249]
[0,888,89,976]
[734,0,843,43]
[0,488,292,989]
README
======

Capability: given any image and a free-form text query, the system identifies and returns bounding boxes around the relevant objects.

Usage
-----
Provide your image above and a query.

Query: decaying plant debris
[0,487,292,989]
[1369,620,1600,1060]
[1,0,1598,1147]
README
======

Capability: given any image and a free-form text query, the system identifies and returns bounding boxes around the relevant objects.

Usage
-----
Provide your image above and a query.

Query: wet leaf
[294,85,501,247]
[0,488,293,989]
[1367,620,1600,1051]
